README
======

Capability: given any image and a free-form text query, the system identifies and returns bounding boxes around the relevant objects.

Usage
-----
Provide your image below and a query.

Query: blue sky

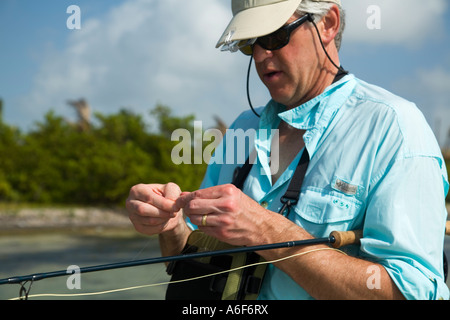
[1,0,450,147]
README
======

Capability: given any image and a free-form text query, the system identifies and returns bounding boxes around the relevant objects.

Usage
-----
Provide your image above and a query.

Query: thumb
[163,182,182,201]
[163,183,182,215]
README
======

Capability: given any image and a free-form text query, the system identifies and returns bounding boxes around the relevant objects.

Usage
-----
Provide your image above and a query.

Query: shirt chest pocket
[291,187,364,236]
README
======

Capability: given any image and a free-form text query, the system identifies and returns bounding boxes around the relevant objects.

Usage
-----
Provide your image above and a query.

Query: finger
[126,199,172,219]
[163,183,182,216]
[130,213,170,235]
[189,213,219,228]
[129,210,169,227]
[174,195,216,217]
[163,182,182,201]
[147,188,177,212]
[195,185,237,199]
[185,199,226,218]
[129,184,178,213]
[174,185,229,211]
[173,191,194,212]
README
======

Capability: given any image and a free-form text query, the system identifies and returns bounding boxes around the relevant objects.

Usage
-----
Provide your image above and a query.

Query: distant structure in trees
[213,115,227,136]
[67,98,91,131]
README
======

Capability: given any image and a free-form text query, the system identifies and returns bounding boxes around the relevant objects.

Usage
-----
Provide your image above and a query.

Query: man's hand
[126,182,183,236]
[174,184,273,247]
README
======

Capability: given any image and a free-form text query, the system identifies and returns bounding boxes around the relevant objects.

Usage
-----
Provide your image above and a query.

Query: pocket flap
[293,188,362,224]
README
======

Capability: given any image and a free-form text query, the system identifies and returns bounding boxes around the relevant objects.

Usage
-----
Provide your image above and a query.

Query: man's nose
[252,44,274,63]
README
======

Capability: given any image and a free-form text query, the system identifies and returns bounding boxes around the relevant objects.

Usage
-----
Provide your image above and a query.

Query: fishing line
[246,56,260,118]
[309,15,348,75]
[9,247,346,300]
[128,236,169,287]
[130,238,153,261]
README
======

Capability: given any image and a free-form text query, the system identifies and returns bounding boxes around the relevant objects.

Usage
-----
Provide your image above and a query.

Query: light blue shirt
[196,74,449,300]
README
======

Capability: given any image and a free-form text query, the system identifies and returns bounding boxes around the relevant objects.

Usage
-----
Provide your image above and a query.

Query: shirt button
[260,201,269,209]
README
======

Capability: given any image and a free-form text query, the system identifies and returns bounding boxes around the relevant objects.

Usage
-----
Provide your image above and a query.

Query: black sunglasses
[239,13,313,55]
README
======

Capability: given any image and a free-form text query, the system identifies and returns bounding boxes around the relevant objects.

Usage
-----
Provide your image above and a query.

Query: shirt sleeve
[360,155,449,300]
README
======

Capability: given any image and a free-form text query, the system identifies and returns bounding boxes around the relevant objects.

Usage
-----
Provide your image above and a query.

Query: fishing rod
[2,222,448,298]
[0,229,362,286]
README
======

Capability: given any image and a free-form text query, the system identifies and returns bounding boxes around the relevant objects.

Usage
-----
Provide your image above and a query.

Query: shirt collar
[256,74,356,160]
[277,74,355,130]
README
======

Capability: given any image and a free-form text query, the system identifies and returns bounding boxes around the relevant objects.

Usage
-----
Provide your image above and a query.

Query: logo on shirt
[333,178,358,196]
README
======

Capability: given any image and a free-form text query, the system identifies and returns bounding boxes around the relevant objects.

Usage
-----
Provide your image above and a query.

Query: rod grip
[331,221,449,249]
[330,230,363,248]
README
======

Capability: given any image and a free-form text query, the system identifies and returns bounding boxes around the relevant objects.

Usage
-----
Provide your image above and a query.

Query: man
[126,0,449,300]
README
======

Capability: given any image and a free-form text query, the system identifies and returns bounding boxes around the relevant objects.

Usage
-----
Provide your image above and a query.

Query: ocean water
[0,228,171,300]
[0,228,449,300]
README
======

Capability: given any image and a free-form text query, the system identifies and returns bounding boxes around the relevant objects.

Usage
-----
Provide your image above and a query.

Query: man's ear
[319,5,340,46]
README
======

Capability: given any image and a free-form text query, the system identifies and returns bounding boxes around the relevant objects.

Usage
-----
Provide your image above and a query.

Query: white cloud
[18,0,448,133]
[392,66,450,147]
[340,0,450,147]
[18,0,258,130]
[342,0,448,46]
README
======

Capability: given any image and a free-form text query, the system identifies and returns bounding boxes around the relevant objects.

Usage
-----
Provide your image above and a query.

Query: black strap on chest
[232,156,253,191]
[279,148,310,215]
[232,148,310,215]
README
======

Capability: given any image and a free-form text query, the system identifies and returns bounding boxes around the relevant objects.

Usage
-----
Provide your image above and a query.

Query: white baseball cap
[216,0,342,48]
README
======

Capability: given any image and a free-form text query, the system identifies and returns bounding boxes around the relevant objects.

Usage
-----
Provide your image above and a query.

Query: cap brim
[216,0,303,48]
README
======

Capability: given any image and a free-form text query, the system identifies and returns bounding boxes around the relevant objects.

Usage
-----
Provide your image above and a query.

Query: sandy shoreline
[0,206,133,232]
[1,204,449,233]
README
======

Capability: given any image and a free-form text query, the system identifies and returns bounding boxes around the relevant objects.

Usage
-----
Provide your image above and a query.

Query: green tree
[0,99,23,201]
[0,104,208,205]
[150,104,195,139]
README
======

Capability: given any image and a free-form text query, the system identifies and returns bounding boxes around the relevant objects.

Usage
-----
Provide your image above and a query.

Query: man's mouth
[264,70,282,82]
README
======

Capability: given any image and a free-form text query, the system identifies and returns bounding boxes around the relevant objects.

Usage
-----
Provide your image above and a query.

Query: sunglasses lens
[239,45,253,56]
[258,29,289,51]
